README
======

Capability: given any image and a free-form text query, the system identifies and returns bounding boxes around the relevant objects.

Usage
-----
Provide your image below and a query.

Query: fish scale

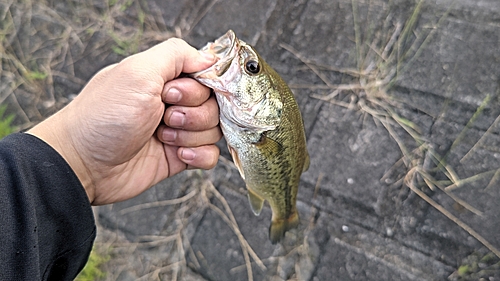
[191,30,309,244]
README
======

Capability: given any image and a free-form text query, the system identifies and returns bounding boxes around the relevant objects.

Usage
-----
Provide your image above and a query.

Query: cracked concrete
[39,0,498,279]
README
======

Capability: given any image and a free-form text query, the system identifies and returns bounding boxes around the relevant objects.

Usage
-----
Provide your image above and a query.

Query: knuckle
[166,37,186,48]
[206,146,220,168]
[165,38,188,60]
[116,57,159,93]
[201,111,213,127]
[189,108,211,129]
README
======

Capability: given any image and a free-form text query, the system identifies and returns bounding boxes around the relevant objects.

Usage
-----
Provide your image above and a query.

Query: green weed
[75,246,109,281]
[0,105,15,139]
[452,251,500,280]
[25,70,48,81]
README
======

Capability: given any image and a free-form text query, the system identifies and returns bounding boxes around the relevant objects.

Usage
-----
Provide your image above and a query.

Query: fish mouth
[191,30,238,79]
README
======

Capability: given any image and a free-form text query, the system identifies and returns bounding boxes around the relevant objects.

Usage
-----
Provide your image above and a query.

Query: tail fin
[269,211,300,244]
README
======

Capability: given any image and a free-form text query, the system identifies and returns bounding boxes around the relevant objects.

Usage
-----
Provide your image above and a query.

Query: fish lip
[191,30,238,79]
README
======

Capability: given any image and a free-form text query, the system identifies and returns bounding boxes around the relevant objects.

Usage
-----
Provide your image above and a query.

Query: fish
[190,30,310,244]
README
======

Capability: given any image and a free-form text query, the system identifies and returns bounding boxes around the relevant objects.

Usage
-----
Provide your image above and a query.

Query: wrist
[27,112,95,203]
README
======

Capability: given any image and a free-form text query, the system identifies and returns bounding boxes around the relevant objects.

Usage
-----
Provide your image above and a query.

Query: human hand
[28,38,221,205]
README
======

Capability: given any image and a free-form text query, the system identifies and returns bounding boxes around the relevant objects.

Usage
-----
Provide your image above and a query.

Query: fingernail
[169,111,186,127]
[165,87,182,103]
[181,148,196,161]
[162,127,176,143]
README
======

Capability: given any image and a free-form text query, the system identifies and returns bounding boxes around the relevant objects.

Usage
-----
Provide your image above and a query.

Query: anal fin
[247,189,264,216]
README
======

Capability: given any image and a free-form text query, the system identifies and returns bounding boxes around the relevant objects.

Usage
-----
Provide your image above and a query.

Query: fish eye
[245,60,260,75]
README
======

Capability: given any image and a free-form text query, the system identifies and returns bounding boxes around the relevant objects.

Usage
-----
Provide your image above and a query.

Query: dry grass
[1,1,285,279]
[284,0,500,262]
[4,0,500,280]
[0,0,219,279]
[0,0,195,130]
[91,163,320,280]
[92,169,268,281]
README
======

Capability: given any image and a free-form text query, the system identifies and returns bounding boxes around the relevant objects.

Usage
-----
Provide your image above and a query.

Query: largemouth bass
[191,30,310,244]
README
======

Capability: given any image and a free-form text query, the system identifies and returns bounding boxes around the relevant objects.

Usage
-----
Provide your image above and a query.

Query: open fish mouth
[191,30,238,78]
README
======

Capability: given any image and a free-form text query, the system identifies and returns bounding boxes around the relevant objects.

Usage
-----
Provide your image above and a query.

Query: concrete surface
[4,0,500,280]
[94,0,500,280]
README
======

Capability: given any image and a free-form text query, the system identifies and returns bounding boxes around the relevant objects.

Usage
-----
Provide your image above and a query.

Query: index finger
[162,77,212,106]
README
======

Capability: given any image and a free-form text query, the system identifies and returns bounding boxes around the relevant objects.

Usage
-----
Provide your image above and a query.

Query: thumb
[128,38,216,83]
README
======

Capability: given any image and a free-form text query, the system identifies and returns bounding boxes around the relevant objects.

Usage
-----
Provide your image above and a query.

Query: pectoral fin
[228,145,245,180]
[254,133,283,158]
[247,189,264,216]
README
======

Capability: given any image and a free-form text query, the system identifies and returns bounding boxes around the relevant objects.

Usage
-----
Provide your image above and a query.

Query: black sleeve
[0,133,96,281]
